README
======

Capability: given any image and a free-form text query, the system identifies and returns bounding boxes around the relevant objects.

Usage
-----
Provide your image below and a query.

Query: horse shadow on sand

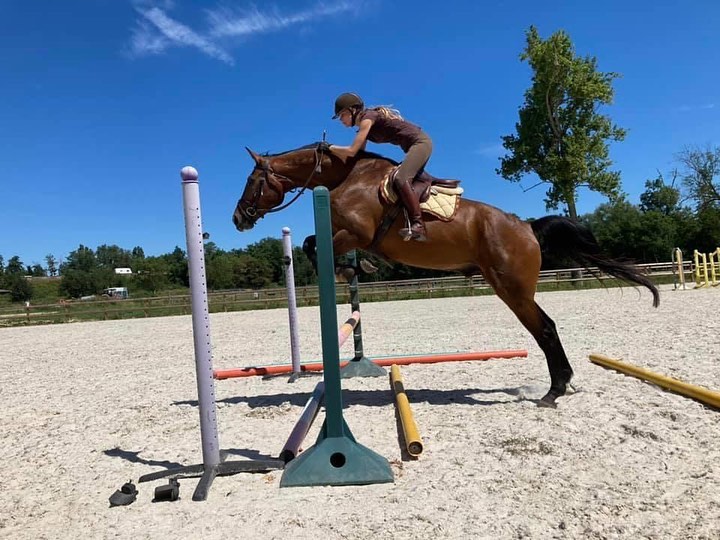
[173,384,543,409]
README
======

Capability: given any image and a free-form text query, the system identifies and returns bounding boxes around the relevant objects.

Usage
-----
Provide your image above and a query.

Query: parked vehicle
[102,287,129,299]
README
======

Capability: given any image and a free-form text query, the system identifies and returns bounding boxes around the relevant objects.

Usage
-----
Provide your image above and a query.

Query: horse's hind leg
[485,269,573,407]
[531,303,574,406]
[507,297,574,407]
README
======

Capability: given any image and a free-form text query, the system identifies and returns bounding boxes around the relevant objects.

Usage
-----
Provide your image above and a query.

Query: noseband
[238,144,327,221]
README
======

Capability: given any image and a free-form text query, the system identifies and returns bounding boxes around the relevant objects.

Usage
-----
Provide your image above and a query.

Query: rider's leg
[394,135,432,241]
[395,181,427,241]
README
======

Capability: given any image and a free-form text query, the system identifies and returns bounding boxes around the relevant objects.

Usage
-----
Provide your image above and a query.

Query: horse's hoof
[336,266,356,283]
[359,259,378,274]
[537,393,559,408]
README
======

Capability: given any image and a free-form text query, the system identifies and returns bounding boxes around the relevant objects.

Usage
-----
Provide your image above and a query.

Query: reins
[254,145,327,215]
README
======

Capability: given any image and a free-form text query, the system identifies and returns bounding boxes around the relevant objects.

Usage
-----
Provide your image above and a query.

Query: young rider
[327,92,432,242]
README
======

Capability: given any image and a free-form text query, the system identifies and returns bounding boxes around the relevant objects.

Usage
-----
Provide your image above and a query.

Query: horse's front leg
[301,231,364,281]
[331,229,365,282]
[302,235,318,273]
[331,229,363,258]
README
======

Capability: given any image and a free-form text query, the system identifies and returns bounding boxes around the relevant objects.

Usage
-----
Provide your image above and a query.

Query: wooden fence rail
[0,260,689,327]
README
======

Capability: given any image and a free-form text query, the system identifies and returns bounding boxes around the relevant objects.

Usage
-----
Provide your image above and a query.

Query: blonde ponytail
[371,106,404,121]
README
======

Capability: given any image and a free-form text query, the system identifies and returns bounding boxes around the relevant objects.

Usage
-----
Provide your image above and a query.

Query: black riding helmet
[332,92,364,125]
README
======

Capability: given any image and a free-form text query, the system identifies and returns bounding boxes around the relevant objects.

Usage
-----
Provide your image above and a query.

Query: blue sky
[2,0,718,268]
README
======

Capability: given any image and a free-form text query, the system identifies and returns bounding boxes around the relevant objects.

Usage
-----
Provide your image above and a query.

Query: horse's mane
[263,142,399,166]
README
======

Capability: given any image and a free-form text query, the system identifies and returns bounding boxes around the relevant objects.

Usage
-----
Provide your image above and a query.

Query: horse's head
[233,148,284,231]
[233,143,346,232]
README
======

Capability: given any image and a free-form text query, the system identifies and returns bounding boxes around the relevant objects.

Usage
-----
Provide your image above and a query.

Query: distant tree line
[1,145,718,304]
[0,238,319,303]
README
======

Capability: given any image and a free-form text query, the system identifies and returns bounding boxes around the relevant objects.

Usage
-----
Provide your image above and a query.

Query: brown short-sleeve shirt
[359,109,424,153]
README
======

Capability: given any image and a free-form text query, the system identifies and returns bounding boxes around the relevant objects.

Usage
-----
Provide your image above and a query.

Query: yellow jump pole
[390,365,424,456]
[589,354,720,409]
[672,247,686,290]
[709,248,719,286]
[694,250,709,287]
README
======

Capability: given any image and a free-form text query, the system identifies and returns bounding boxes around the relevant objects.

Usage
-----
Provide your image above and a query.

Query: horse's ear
[245,147,261,164]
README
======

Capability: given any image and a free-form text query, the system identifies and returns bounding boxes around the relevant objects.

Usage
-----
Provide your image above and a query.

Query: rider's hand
[318,141,332,153]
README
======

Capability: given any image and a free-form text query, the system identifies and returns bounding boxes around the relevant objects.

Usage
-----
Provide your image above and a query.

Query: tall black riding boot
[395,181,427,242]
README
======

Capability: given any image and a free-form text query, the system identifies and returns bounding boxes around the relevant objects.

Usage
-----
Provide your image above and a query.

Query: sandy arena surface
[1,284,718,539]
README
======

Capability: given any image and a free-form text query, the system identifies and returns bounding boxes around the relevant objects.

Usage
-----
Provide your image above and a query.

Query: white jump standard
[137,166,283,501]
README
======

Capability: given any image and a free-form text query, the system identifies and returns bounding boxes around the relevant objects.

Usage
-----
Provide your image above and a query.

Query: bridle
[238,144,327,221]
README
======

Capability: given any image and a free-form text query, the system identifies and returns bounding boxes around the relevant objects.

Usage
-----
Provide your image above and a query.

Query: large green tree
[498,26,626,219]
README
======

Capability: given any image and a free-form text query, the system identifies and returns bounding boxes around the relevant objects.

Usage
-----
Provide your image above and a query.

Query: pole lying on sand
[279,381,325,463]
[214,349,528,380]
[390,365,423,457]
[277,312,361,462]
[589,354,720,409]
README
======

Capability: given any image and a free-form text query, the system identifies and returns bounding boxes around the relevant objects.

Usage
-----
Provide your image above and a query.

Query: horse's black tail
[531,216,660,307]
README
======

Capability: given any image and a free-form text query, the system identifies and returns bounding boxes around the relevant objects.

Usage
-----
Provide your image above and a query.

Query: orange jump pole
[214,349,527,380]
[589,354,720,409]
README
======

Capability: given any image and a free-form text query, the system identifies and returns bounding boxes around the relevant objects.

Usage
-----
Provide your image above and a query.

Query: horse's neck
[346,156,394,183]
[272,153,351,190]
[272,151,393,191]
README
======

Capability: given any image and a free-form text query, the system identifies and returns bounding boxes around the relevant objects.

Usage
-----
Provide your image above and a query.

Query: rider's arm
[330,118,373,161]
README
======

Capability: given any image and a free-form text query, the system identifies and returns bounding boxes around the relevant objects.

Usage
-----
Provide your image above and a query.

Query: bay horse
[233,142,659,407]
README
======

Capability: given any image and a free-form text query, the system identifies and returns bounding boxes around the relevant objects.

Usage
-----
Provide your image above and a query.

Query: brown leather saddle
[391,168,461,203]
[370,168,462,251]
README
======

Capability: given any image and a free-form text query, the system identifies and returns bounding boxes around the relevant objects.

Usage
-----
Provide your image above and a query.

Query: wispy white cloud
[206,1,357,38]
[676,103,716,113]
[131,6,234,64]
[127,1,360,65]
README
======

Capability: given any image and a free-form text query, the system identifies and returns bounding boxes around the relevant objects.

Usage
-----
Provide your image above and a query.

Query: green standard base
[340,356,387,379]
[280,420,394,488]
